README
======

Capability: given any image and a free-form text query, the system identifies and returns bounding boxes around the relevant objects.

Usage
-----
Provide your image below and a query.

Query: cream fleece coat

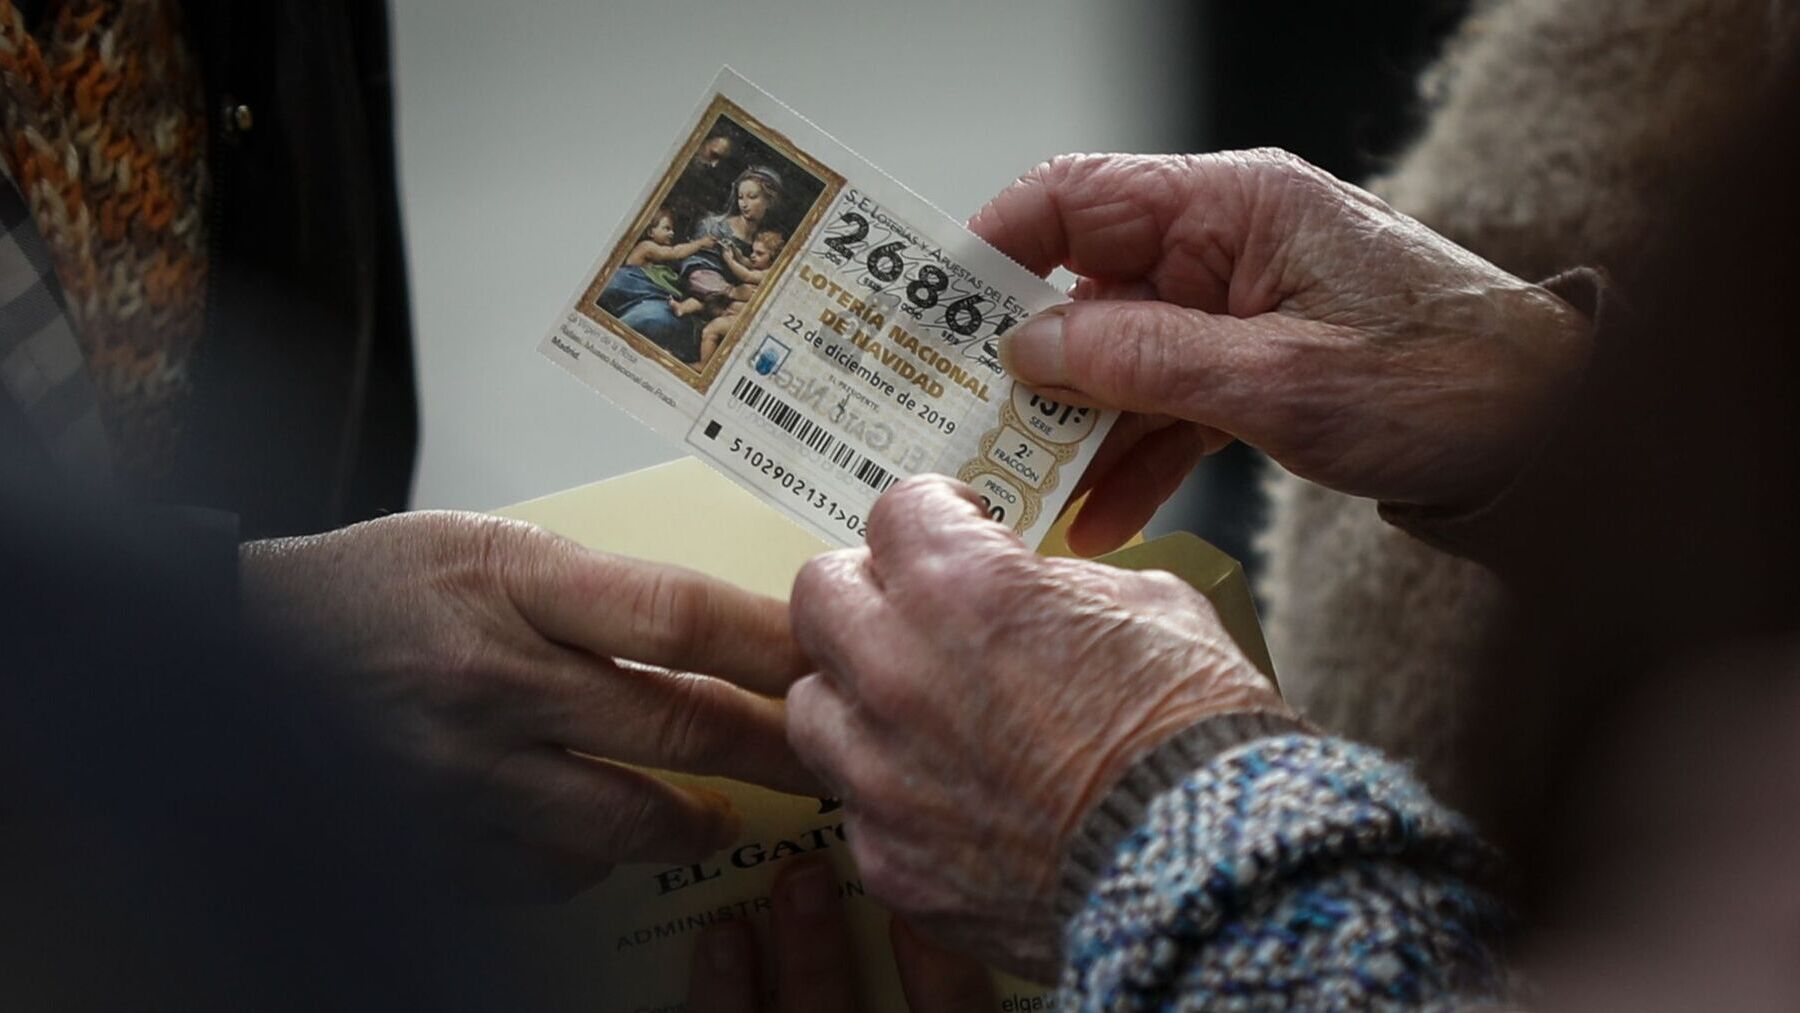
[1256,0,1797,806]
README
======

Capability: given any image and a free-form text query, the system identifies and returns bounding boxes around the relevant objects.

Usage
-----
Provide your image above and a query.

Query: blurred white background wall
[393,0,1195,510]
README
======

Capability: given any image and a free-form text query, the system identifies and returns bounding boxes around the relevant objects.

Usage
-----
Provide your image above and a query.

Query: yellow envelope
[493,458,1273,1011]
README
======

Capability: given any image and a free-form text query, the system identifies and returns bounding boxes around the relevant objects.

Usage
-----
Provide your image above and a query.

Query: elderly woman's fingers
[784,673,864,800]
[1066,411,1227,504]
[1066,420,1223,557]
[968,154,1220,286]
[1000,300,1323,425]
[783,500,1287,975]
[972,150,1594,510]
[1069,412,1175,499]
[891,917,997,1012]
[863,474,1014,576]
[789,550,889,684]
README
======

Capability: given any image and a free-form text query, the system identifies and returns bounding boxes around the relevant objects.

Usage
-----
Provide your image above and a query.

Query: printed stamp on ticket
[541,68,1115,548]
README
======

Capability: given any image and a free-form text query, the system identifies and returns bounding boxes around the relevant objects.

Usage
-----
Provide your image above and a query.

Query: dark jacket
[0,0,418,538]
[176,0,417,536]
[0,429,525,1013]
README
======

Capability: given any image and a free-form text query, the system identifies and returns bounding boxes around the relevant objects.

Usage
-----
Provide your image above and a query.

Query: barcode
[731,377,899,493]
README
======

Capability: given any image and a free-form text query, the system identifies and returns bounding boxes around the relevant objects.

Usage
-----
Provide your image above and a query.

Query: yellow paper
[493,458,1273,1011]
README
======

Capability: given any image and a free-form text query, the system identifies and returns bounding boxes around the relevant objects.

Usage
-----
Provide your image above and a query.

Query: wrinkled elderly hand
[785,477,1285,981]
[971,150,1594,554]
[241,511,816,897]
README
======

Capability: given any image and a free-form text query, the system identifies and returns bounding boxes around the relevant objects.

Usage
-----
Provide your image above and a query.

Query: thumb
[999,300,1317,437]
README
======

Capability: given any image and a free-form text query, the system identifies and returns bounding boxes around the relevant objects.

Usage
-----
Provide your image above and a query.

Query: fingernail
[694,788,742,851]
[783,859,834,917]
[999,308,1067,386]
[714,801,744,851]
[704,923,747,972]
[718,807,743,850]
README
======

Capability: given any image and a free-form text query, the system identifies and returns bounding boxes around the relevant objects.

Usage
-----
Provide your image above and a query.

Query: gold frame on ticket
[579,95,843,393]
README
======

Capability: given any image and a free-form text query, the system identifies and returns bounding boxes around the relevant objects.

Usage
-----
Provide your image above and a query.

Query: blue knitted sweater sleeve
[1060,735,1509,1011]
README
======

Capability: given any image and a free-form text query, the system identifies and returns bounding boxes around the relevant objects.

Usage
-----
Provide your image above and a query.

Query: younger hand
[240,511,818,897]
[971,150,1594,553]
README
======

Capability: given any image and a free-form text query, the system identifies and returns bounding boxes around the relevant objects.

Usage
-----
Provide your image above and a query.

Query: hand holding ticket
[540,68,1114,548]
[525,67,1260,1012]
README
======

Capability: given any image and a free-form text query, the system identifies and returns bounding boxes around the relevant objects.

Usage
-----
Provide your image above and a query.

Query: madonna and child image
[584,99,834,390]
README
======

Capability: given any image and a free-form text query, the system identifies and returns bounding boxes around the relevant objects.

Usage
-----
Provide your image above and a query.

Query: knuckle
[626,569,707,660]
[461,512,564,607]
[1088,306,1154,386]
[986,542,1049,591]
[783,695,847,794]
[1021,152,1092,192]
[1140,303,1199,364]
[872,474,953,527]
[849,835,933,916]
[852,838,902,903]
[792,551,864,630]
[654,676,730,770]
[1139,568,1193,598]
[466,512,536,578]
[855,669,926,725]
[1238,146,1311,180]
[783,677,828,747]
[893,550,955,591]
[1114,154,1193,214]
[896,538,1028,620]
[1073,304,1187,405]
[1135,568,1211,614]
[871,477,998,570]
[1242,147,1341,208]
[841,754,897,807]
[791,552,840,611]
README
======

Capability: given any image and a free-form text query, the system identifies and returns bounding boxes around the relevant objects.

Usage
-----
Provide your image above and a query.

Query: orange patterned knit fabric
[0,0,208,482]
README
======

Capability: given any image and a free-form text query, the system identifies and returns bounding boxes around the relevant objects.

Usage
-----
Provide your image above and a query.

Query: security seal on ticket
[539,67,1114,548]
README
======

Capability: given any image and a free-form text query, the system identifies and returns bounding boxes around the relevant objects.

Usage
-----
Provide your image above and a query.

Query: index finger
[554,658,823,796]
[863,475,1022,591]
[509,538,809,697]
[969,154,1198,284]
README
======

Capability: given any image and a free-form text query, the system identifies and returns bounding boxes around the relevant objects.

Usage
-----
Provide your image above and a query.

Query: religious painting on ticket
[581,97,838,392]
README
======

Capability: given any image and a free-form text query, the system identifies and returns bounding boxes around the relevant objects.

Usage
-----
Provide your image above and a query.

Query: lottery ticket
[539,68,1113,547]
